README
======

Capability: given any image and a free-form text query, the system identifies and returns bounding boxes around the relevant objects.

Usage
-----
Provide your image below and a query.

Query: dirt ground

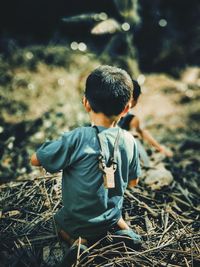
[0,48,200,266]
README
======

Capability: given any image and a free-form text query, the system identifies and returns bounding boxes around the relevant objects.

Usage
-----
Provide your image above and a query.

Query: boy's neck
[90,111,119,128]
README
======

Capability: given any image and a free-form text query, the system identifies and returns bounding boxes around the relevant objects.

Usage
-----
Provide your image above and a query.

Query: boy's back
[36,125,140,239]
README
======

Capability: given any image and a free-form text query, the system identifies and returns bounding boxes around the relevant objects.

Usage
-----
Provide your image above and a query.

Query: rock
[144,165,173,190]
[181,67,200,85]
[91,19,120,35]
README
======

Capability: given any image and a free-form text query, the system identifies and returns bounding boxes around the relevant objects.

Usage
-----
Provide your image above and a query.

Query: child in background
[118,79,173,165]
[31,65,142,265]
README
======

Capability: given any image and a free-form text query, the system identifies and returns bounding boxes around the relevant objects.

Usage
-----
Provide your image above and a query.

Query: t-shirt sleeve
[128,138,141,181]
[36,131,77,173]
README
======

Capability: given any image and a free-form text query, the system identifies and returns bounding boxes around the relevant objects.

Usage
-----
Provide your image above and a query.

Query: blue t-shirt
[36,126,141,239]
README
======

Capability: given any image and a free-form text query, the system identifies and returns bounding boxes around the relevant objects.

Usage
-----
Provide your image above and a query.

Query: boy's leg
[59,229,75,245]
[57,230,88,267]
[58,228,88,246]
[58,238,88,267]
[54,219,74,245]
[54,217,88,246]
[117,217,130,230]
[54,213,88,266]
[112,217,142,248]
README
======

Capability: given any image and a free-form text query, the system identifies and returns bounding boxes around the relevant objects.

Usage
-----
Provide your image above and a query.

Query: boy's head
[131,79,141,107]
[85,65,133,117]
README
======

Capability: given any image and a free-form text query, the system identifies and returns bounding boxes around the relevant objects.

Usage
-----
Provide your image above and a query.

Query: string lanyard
[93,126,121,189]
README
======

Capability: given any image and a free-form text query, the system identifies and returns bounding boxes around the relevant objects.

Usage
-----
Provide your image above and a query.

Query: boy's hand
[128,178,139,188]
[159,146,173,157]
[30,153,41,166]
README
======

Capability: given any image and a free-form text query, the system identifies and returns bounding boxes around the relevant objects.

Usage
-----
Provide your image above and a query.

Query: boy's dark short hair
[132,79,141,102]
[85,65,133,117]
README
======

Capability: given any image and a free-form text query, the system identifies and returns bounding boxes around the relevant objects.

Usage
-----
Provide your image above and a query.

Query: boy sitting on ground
[31,65,142,265]
[118,79,173,164]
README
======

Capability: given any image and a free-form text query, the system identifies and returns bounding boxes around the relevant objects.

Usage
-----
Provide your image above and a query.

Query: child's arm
[128,178,139,188]
[130,116,173,157]
[31,153,41,166]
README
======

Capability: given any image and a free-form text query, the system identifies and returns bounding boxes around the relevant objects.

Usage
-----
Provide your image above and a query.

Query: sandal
[112,229,142,249]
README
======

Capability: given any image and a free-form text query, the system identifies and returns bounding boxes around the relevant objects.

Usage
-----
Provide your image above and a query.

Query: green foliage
[3,46,73,71]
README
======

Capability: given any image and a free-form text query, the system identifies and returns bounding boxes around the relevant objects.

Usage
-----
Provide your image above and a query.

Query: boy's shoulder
[62,126,93,140]
[62,126,136,146]
[118,127,137,146]
[122,128,135,138]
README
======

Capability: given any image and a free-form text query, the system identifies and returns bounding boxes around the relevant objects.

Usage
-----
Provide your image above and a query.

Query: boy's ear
[131,99,137,108]
[83,96,91,112]
[121,102,131,116]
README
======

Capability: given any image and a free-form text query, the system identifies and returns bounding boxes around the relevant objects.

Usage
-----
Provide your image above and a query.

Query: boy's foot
[112,229,142,250]
[58,243,88,267]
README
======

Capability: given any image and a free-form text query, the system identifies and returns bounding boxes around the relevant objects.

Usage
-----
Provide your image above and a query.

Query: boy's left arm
[142,129,173,157]
[31,153,41,166]
[131,116,173,157]
[141,129,173,157]
[128,178,139,188]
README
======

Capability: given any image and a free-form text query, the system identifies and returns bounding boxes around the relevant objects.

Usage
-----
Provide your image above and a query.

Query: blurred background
[0,2,200,266]
[0,0,200,182]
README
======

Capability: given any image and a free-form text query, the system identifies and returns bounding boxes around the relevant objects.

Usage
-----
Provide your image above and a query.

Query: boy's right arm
[30,130,77,173]
[128,134,141,189]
